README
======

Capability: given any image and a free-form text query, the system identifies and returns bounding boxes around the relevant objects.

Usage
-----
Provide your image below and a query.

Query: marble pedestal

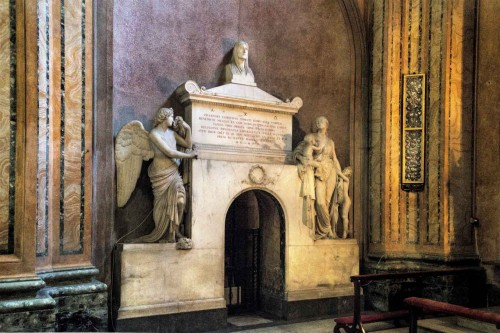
[116,244,227,332]
[118,244,225,319]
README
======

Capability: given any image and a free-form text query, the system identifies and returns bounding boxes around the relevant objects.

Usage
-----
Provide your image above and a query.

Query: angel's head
[154,107,174,127]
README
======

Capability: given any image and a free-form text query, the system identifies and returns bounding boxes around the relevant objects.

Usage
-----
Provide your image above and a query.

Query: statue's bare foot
[342,231,348,239]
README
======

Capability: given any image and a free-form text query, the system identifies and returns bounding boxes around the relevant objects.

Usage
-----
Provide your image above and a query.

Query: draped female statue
[293,116,350,239]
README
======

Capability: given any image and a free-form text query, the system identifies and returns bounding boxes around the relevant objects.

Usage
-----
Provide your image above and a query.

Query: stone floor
[211,314,404,332]
[210,310,500,333]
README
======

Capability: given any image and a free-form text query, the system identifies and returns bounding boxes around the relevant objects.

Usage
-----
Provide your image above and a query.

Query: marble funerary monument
[115,41,358,331]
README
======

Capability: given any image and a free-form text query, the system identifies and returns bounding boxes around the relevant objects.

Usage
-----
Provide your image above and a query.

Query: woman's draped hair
[231,41,251,74]
[313,116,329,132]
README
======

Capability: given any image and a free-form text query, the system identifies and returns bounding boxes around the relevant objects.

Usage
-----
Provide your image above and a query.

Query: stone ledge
[119,243,177,251]
[0,297,55,314]
[0,277,45,295]
[193,144,291,164]
[37,266,100,283]
[313,238,359,245]
[118,297,226,320]
[38,281,107,298]
[286,285,354,301]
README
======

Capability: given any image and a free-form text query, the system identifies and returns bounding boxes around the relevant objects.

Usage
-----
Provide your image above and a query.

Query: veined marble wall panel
[368,0,475,260]
[60,0,85,254]
[426,0,445,245]
[34,0,93,268]
[36,0,49,258]
[0,0,16,255]
[386,0,402,247]
[368,0,385,247]
[0,0,39,277]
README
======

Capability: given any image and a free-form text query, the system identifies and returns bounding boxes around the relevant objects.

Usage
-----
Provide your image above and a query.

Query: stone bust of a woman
[223,41,256,86]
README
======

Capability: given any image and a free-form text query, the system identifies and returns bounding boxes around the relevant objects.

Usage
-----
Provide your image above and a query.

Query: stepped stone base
[0,267,108,332]
[0,305,55,332]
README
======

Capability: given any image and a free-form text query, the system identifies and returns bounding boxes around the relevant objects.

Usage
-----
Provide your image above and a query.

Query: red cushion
[335,310,409,325]
[405,297,500,326]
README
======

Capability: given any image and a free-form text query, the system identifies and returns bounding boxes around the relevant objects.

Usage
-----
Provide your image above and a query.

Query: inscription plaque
[192,107,291,151]
[176,80,301,162]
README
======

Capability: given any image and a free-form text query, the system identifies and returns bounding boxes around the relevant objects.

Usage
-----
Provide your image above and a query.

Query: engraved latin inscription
[192,108,291,151]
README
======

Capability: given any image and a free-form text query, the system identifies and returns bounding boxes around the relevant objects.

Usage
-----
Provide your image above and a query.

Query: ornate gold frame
[401,73,425,191]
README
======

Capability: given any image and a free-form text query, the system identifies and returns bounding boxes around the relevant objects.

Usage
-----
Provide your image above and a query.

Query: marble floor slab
[227,315,273,327]
[217,310,500,333]
[234,318,404,333]
[213,316,401,332]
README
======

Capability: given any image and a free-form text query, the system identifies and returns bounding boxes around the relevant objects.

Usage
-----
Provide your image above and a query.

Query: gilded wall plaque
[401,74,425,192]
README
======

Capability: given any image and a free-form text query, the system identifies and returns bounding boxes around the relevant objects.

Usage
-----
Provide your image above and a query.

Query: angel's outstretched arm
[150,130,197,160]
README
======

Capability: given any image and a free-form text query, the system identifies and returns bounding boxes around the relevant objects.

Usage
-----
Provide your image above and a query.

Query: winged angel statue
[115,107,198,245]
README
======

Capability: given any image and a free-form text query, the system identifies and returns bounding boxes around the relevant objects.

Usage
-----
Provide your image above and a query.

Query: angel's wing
[115,121,154,207]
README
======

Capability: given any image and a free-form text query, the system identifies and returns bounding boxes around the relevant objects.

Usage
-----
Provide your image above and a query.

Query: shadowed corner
[292,115,306,150]
[217,39,236,86]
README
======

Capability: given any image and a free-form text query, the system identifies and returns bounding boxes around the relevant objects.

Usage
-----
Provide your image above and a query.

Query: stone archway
[224,190,285,318]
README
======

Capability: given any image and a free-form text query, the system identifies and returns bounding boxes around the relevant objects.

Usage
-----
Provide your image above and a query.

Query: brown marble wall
[476,0,500,264]
[111,0,366,249]
[368,0,476,263]
[0,3,107,331]
[92,0,114,285]
[0,0,38,278]
[35,0,93,270]
[36,0,49,259]
[0,0,15,254]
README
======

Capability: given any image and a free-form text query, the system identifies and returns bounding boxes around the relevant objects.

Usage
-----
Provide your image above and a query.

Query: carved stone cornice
[176,80,302,115]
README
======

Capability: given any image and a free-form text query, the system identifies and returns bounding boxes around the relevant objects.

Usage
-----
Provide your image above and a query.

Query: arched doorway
[224,190,285,317]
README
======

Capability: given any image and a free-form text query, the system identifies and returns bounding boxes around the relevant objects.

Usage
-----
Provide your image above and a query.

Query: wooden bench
[333,268,479,333]
[405,297,500,332]
[334,310,408,333]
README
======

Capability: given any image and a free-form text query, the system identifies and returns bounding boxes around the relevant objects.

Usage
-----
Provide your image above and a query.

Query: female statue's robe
[313,137,340,239]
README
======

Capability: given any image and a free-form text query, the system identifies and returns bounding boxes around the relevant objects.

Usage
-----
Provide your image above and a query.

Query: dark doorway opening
[224,190,285,317]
